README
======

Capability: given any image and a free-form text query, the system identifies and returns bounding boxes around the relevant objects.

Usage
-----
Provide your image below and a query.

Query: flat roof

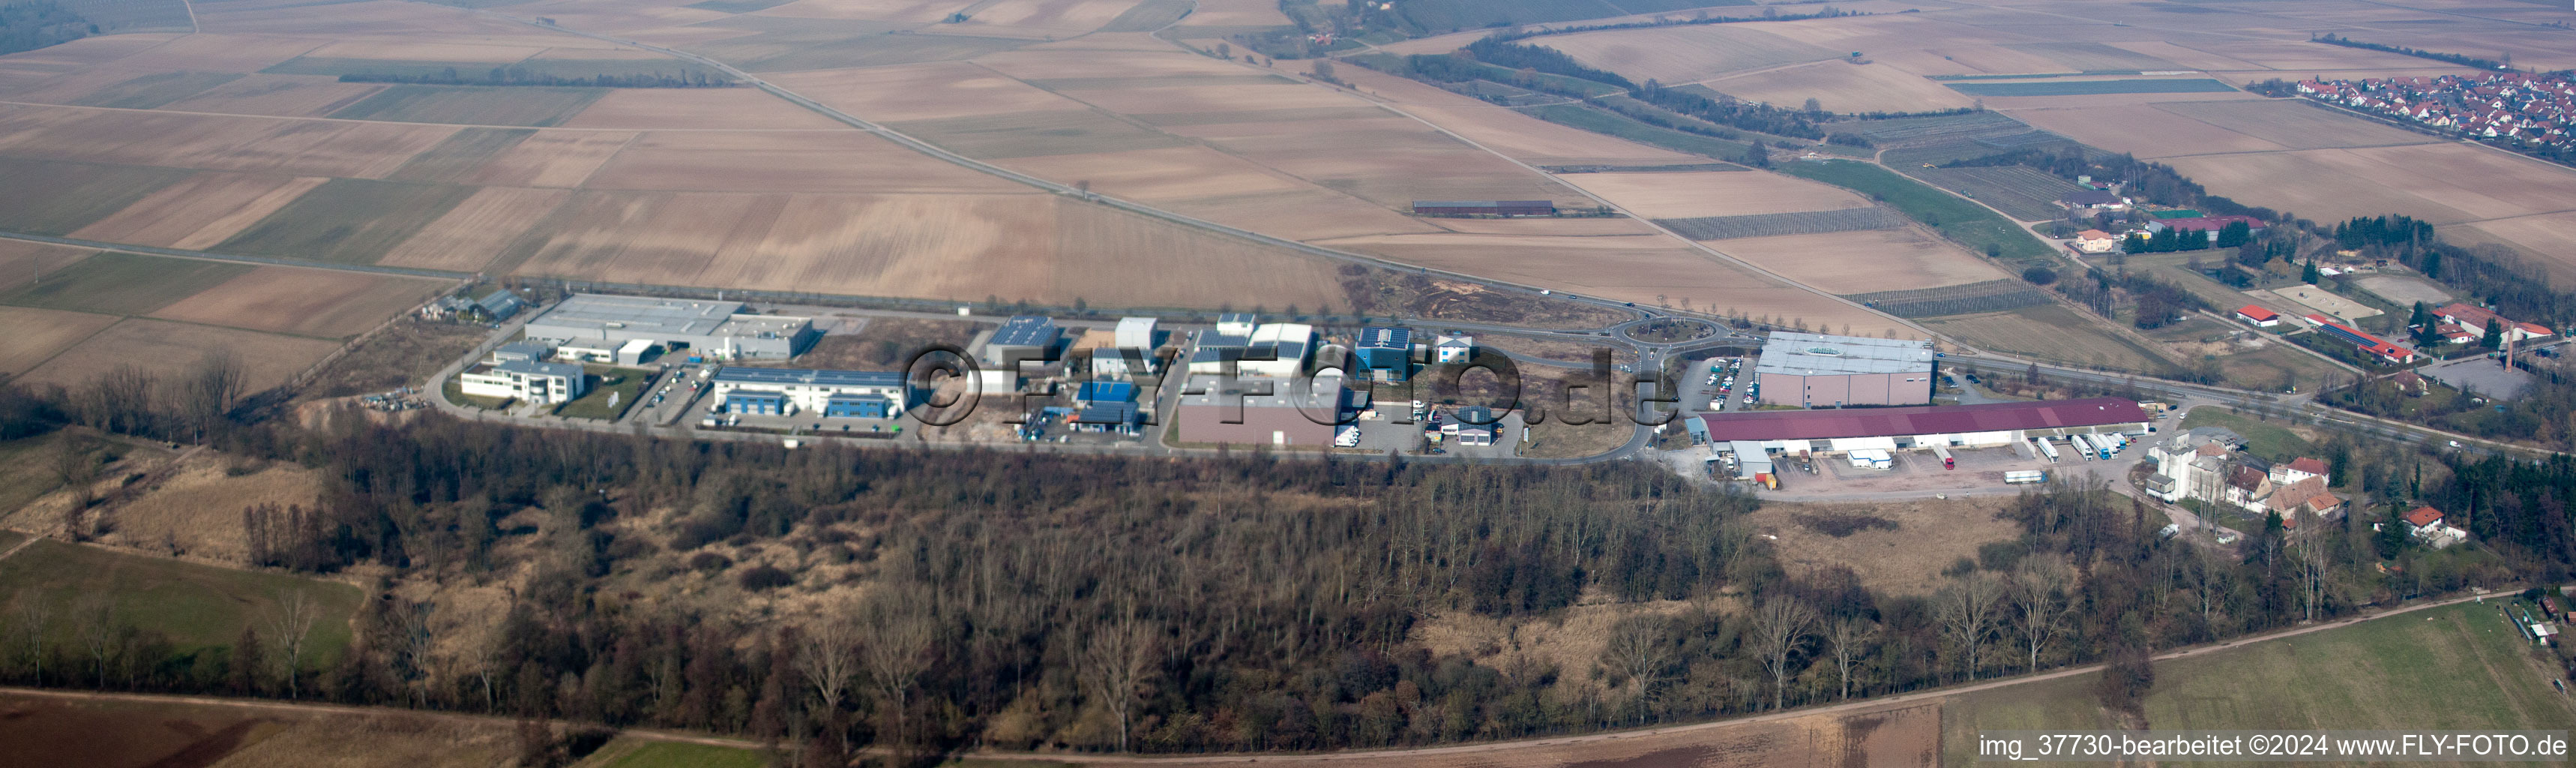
[495,359,584,379]
[991,316,1060,347]
[1700,398,2149,442]
[714,368,905,388]
[1357,326,1411,350]
[1176,374,1346,411]
[530,294,747,337]
[1755,332,1935,376]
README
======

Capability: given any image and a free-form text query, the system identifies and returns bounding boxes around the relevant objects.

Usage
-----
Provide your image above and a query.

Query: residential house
[2071,229,2119,254]
[2269,456,2328,487]
[2401,506,2469,548]
[2433,302,2554,344]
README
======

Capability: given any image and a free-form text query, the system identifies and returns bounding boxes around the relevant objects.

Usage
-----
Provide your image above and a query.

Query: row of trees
[0,1,91,57]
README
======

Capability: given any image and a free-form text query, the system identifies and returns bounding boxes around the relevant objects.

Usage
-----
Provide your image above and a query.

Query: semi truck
[2004,470,2047,484]
[1931,446,1954,470]
[2067,435,2092,460]
[2035,438,2060,461]
[2089,434,2114,459]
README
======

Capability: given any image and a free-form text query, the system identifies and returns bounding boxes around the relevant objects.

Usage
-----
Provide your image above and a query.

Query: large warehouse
[711,368,907,418]
[521,294,816,360]
[1700,398,2150,456]
[1175,374,1350,446]
[1754,332,1938,407]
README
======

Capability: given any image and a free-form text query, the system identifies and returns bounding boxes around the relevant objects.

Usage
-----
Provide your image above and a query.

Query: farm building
[2144,215,2266,244]
[1355,326,1414,382]
[1698,398,2149,457]
[1174,374,1350,446]
[981,315,1062,368]
[2305,314,2419,364]
[458,359,588,405]
[2433,303,2553,343]
[521,294,814,360]
[2235,305,2281,327]
[2071,229,2119,254]
[2059,190,2129,210]
[1754,332,1937,407]
[711,368,906,418]
[1410,200,1556,218]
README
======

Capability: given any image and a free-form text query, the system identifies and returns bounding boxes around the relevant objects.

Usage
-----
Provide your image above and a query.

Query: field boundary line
[0,231,471,280]
[0,534,40,563]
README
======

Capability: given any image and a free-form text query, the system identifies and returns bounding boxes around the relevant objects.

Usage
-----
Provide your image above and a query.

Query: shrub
[687,551,732,572]
[2023,266,2059,285]
[737,564,794,590]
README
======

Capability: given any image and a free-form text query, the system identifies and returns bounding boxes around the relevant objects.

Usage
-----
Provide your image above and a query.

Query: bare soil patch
[296,318,490,400]
[1566,171,1871,220]
[0,306,118,376]
[580,129,1026,193]
[24,318,340,393]
[1750,496,2022,596]
[1710,226,2011,296]
[1707,59,1976,114]
[377,186,573,272]
[66,171,328,250]
[462,129,632,188]
[148,266,449,338]
[556,87,846,130]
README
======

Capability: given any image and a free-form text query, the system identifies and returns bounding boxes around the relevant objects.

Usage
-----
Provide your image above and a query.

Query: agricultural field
[61,70,241,109]
[1947,78,2239,98]
[16,318,341,393]
[1922,304,2177,374]
[1939,600,2575,766]
[0,240,98,293]
[160,75,388,118]
[385,127,538,184]
[1901,165,2086,223]
[1564,170,1869,220]
[1703,59,1975,114]
[1841,279,2053,319]
[1513,103,1754,161]
[328,85,609,127]
[2149,98,2441,152]
[146,267,449,339]
[1655,206,1907,241]
[0,306,120,375]
[2214,341,2348,394]
[0,538,363,658]
[581,739,767,768]
[0,693,526,768]
[1711,226,2013,296]
[0,106,461,179]
[374,187,571,272]
[66,172,331,250]
[1532,24,1840,84]
[0,158,193,236]
[214,178,479,266]
[2453,212,2576,285]
[1776,159,2057,267]
[0,252,251,316]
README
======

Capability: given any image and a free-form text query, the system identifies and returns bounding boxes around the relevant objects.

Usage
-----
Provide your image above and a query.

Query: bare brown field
[2003,104,2287,159]
[0,106,458,179]
[505,190,765,284]
[1565,171,1870,220]
[993,146,1437,239]
[1176,0,1287,26]
[973,45,1245,80]
[1050,77,1354,115]
[160,74,388,118]
[2162,143,2576,227]
[0,306,118,375]
[2162,38,2475,71]
[0,239,95,293]
[749,0,959,22]
[1751,496,2023,596]
[1535,24,1841,83]
[579,129,1031,193]
[1713,227,2011,295]
[554,87,847,130]
[1315,232,1906,336]
[1969,89,2260,111]
[0,34,179,81]
[1703,59,1975,113]
[460,128,631,188]
[1330,65,1697,166]
[765,61,1086,122]
[1167,116,1580,210]
[2104,39,2267,70]
[2147,99,2440,151]
[377,186,571,272]
[1159,188,1446,242]
[1429,216,1663,236]
[950,0,1152,38]
[148,267,448,338]
[102,453,322,562]
[301,40,550,63]
[0,692,521,768]
[2454,212,2576,285]
[67,172,328,250]
[23,318,341,392]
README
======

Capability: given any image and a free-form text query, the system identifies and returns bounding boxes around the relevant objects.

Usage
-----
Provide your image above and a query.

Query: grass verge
[2179,406,2314,461]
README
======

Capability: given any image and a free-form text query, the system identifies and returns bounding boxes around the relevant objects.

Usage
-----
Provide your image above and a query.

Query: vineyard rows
[1904,165,2088,222]
[1654,206,1907,240]
[1841,278,2052,318]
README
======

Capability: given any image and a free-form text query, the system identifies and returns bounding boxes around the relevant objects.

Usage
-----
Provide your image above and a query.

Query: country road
[0,590,2497,766]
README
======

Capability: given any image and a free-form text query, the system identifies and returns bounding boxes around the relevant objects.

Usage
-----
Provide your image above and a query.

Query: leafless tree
[1084,613,1161,752]
[1934,571,2003,681]
[176,350,246,444]
[394,598,435,707]
[82,364,157,436]
[14,590,50,685]
[2194,546,2230,638]
[2013,557,2071,673]
[796,609,861,725]
[1600,615,1676,719]
[1749,596,1817,710]
[1824,616,1878,700]
[50,435,101,527]
[70,594,115,689]
[858,599,934,747]
[266,590,319,699]
[2294,538,2330,622]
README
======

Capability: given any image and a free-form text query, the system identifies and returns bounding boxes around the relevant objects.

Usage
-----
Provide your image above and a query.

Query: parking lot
[1682,356,1752,414]
[1343,404,1524,458]
[1744,436,2133,498]
[2419,354,2536,399]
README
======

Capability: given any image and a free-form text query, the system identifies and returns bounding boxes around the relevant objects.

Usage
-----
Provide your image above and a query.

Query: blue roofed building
[711,367,907,417]
[1355,327,1413,382]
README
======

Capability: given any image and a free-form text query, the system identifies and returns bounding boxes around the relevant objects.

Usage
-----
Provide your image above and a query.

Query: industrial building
[711,368,907,418]
[1354,327,1413,382]
[520,294,815,360]
[2432,303,2552,343]
[458,359,589,405]
[2304,314,2418,364]
[1174,374,1349,446]
[1754,332,1937,407]
[1410,200,1556,218]
[982,316,1063,367]
[1187,322,1313,378]
[1700,398,2149,457]
[1090,316,1162,377]
[1433,334,1473,364]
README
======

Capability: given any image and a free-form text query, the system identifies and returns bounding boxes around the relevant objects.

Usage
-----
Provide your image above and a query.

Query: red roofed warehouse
[2236,305,2281,327]
[1699,398,2149,455]
[2432,303,2554,343]
[2305,314,2419,364]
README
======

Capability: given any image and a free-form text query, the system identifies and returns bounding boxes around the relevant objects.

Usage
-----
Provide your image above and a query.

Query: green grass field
[0,158,192,236]
[1925,304,2179,374]
[1941,601,2576,766]
[1777,158,2057,267]
[1516,104,1752,160]
[67,71,243,110]
[0,436,61,524]
[2181,406,2314,461]
[214,178,478,266]
[387,127,536,184]
[0,252,251,316]
[328,85,607,128]
[555,366,653,421]
[0,538,364,664]
[583,740,765,768]
[1947,79,2239,97]
[2217,343,2344,394]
